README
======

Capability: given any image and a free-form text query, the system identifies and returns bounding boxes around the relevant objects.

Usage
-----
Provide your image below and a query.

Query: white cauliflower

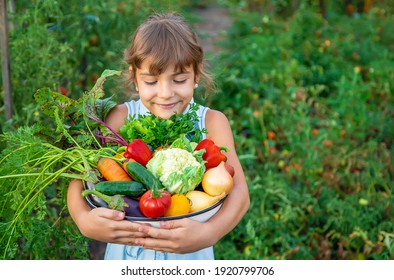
[147,147,205,194]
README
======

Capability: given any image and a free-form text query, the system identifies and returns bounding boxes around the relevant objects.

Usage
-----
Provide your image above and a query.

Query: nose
[157,82,174,99]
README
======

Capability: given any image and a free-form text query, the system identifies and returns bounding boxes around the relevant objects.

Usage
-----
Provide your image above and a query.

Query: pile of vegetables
[85,134,234,218]
[68,72,235,219]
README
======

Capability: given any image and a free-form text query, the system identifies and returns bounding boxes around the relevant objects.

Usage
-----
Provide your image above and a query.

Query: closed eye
[174,79,187,84]
[144,81,157,85]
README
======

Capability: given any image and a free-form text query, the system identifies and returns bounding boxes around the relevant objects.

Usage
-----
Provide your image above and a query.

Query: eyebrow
[139,72,155,76]
[139,71,191,77]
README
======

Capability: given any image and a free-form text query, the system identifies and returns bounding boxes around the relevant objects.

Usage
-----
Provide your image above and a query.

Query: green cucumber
[125,161,163,190]
[94,181,144,196]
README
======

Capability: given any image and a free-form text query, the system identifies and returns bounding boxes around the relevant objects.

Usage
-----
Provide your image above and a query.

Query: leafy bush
[0,0,191,260]
[1,0,190,133]
[1,1,393,260]
[210,3,393,260]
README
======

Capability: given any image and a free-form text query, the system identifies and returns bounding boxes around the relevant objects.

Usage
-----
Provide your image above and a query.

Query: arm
[201,109,250,240]
[135,109,250,253]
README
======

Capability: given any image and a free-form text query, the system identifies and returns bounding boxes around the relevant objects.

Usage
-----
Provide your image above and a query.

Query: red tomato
[139,190,171,218]
[224,163,235,177]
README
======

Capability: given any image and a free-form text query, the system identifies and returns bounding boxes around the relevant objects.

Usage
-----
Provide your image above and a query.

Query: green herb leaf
[33,70,123,149]
[118,103,207,149]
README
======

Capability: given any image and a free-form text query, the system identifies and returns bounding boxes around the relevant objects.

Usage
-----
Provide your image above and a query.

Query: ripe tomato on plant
[139,189,171,218]
[58,86,68,96]
[267,131,276,140]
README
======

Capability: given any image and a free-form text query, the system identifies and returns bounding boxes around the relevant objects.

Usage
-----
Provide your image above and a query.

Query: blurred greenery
[1,0,393,259]
[210,0,393,260]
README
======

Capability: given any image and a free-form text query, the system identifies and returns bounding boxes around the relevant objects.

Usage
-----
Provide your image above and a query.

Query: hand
[134,218,217,254]
[78,207,149,245]
[67,179,150,246]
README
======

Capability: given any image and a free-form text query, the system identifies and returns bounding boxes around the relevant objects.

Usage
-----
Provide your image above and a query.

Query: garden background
[0,0,393,260]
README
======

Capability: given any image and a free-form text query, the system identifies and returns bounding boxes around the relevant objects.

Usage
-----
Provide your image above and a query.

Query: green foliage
[1,0,190,133]
[1,1,393,260]
[210,3,393,260]
[0,0,191,259]
[0,125,87,259]
[0,70,126,259]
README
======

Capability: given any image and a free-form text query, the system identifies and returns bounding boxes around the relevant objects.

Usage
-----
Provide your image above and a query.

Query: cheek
[138,85,155,99]
[179,84,195,97]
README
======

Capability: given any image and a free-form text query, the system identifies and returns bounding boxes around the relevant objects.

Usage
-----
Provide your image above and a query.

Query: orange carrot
[122,158,136,172]
[97,157,132,181]
[112,152,133,172]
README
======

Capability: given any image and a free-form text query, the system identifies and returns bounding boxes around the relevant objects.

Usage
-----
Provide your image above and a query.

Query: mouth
[157,102,178,110]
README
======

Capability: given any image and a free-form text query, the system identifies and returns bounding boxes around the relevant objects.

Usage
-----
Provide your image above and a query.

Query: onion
[202,161,234,196]
[186,191,226,213]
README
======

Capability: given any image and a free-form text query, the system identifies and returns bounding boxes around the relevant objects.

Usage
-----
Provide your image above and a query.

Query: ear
[194,74,201,84]
[194,63,203,83]
[194,74,200,89]
[128,66,139,91]
[129,66,137,84]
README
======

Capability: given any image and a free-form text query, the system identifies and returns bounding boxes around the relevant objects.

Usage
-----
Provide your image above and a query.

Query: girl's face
[133,59,197,119]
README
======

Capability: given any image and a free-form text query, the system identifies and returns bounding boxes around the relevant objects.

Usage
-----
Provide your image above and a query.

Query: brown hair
[123,12,214,96]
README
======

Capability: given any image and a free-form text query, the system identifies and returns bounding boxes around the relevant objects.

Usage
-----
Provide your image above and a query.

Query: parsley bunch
[118,103,207,149]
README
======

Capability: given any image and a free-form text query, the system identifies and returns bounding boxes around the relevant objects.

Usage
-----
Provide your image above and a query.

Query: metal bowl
[83,181,225,228]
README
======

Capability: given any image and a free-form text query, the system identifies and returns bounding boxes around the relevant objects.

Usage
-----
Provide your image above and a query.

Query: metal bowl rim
[84,189,226,221]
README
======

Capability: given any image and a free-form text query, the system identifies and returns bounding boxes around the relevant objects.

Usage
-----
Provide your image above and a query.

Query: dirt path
[88,4,231,260]
[193,4,232,54]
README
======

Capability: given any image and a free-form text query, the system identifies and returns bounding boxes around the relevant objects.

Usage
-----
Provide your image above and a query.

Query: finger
[160,218,192,229]
[108,228,150,245]
[113,221,151,237]
[113,229,149,239]
[138,225,172,240]
[111,237,138,246]
[159,220,176,229]
[138,219,184,235]
[137,219,191,240]
[95,208,125,220]
[135,237,175,251]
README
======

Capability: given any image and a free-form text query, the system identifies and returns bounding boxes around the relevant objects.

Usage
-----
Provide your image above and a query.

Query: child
[67,12,250,260]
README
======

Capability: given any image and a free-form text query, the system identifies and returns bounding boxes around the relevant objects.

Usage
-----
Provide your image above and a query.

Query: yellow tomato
[164,194,191,217]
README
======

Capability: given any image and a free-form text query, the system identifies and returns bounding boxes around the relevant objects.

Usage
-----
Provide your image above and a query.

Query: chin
[154,110,178,119]
[154,106,185,119]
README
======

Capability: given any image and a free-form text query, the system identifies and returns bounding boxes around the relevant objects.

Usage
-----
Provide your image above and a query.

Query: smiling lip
[157,102,177,109]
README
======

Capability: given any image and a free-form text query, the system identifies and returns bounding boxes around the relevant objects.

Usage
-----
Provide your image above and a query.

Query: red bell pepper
[124,139,152,166]
[194,139,229,169]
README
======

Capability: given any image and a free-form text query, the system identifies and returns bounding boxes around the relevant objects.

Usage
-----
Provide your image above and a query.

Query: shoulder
[205,109,229,126]
[205,109,232,141]
[105,104,128,132]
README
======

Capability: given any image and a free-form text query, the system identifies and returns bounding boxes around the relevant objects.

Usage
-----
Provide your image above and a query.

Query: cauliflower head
[147,147,205,194]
